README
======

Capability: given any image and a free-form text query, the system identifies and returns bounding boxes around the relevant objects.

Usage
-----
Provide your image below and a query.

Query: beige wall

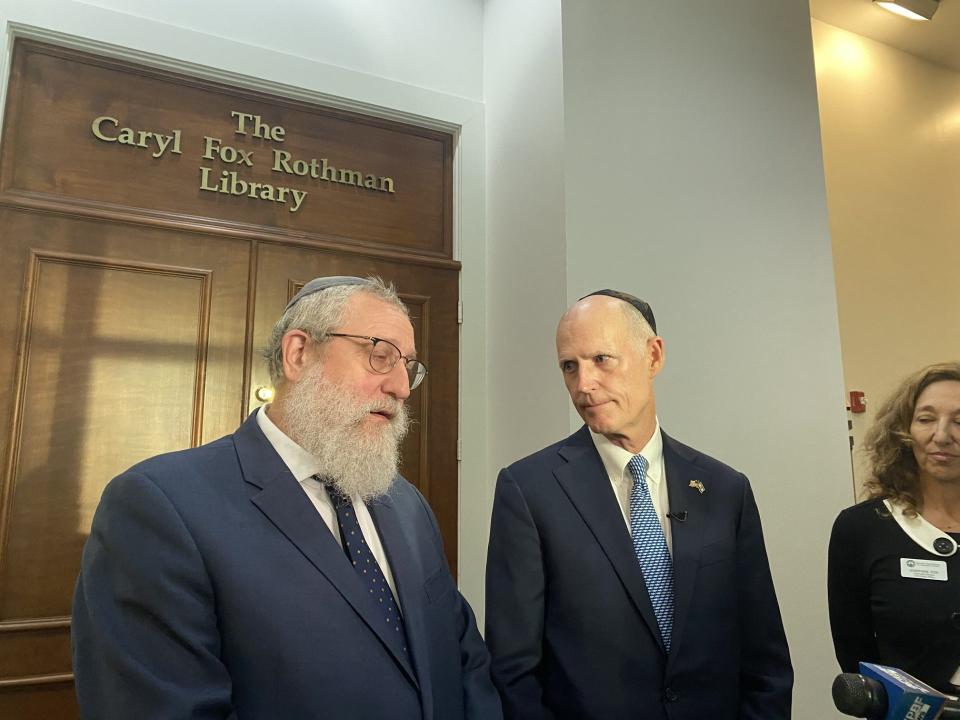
[813,19,960,493]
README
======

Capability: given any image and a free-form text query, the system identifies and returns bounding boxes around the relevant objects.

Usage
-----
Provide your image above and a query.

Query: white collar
[883,498,958,558]
[590,420,663,484]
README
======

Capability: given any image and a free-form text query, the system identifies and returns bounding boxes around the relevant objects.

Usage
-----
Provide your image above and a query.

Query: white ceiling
[809,0,960,72]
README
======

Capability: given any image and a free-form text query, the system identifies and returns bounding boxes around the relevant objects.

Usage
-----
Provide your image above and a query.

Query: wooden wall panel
[0,41,453,259]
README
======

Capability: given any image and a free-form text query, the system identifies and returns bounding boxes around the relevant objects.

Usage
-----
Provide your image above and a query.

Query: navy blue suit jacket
[73,413,501,720]
[485,426,792,720]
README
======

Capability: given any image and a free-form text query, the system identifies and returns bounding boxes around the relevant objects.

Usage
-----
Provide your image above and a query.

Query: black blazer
[485,426,792,720]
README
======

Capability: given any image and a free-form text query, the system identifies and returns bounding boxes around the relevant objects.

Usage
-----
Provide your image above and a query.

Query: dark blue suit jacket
[73,413,501,720]
[485,426,792,720]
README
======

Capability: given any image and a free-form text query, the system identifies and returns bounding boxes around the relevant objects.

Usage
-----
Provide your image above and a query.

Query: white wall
[560,1,851,716]
[482,2,568,478]
[479,0,569,628]
[37,0,484,100]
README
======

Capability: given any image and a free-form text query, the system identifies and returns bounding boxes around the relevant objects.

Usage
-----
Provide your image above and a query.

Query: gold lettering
[153,133,173,158]
[228,171,249,196]
[116,127,136,145]
[199,166,219,192]
[379,176,395,193]
[232,111,285,141]
[91,116,119,142]
[272,149,294,174]
[337,169,363,186]
[92,116,182,159]
[199,167,305,212]
[319,158,337,182]
[202,136,222,161]
[289,188,307,212]
[231,111,254,135]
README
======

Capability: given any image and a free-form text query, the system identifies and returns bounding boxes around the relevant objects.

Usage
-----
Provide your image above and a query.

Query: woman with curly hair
[828,362,960,693]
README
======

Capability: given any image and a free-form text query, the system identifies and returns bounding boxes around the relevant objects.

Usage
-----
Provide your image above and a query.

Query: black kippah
[579,289,657,334]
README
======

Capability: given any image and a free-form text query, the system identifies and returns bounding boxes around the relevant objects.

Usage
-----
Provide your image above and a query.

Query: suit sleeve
[414,488,503,720]
[485,468,556,720]
[735,477,794,720]
[72,472,238,720]
[827,509,879,673]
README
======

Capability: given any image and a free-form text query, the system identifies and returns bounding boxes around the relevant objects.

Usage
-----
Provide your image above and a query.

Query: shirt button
[664,687,679,702]
[933,537,954,556]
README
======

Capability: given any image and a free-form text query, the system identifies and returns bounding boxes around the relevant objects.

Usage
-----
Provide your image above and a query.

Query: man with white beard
[72,276,501,720]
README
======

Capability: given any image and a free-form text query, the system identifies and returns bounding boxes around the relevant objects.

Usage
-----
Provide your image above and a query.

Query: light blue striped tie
[627,454,674,651]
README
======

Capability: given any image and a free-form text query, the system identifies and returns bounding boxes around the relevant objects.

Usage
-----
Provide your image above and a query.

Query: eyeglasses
[325,333,428,390]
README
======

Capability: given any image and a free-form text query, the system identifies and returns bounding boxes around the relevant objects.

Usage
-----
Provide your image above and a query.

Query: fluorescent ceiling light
[874,0,940,20]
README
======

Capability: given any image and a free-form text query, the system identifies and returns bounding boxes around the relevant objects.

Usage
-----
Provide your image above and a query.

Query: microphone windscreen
[832,672,887,719]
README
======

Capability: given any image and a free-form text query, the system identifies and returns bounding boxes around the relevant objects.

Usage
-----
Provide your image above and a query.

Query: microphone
[666,510,687,522]
[832,663,960,719]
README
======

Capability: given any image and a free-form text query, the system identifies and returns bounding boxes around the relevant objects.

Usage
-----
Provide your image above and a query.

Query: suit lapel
[555,427,667,653]
[662,432,707,663]
[369,497,434,717]
[232,413,418,688]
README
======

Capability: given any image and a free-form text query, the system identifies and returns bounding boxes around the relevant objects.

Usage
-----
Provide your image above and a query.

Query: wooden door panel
[3,251,213,618]
[0,682,78,720]
[0,209,250,707]
[252,243,460,568]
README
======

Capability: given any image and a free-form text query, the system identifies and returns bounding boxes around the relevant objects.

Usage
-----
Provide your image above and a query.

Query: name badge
[900,558,948,581]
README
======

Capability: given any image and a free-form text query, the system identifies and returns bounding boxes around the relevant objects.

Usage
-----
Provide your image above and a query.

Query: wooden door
[0,40,458,717]
[0,211,251,717]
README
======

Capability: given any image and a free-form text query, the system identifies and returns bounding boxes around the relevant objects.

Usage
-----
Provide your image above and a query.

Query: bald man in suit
[485,291,791,720]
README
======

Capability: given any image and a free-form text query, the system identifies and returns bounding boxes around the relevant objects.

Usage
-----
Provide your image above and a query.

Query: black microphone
[832,666,960,719]
[666,510,687,522]
[832,673,887,718]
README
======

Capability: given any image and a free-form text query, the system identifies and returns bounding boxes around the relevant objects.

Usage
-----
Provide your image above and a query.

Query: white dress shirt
[256,405,400,601]
[589,420,673,554]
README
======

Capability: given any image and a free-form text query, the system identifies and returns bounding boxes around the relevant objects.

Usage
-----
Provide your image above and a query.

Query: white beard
[281,361,410,501]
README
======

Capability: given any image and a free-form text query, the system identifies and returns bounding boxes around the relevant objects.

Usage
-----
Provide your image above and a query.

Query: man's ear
[280,329,314,383]
[647,336,665,378]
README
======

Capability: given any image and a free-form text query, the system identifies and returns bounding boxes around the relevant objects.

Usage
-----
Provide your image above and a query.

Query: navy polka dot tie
[325,484,410,662]
[627,454,674,651]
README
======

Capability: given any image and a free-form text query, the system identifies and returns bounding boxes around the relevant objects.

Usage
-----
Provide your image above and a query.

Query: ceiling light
[874,0,940,20]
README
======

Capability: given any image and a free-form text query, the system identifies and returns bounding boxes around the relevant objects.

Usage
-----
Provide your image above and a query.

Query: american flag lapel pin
[689,479,705,494]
